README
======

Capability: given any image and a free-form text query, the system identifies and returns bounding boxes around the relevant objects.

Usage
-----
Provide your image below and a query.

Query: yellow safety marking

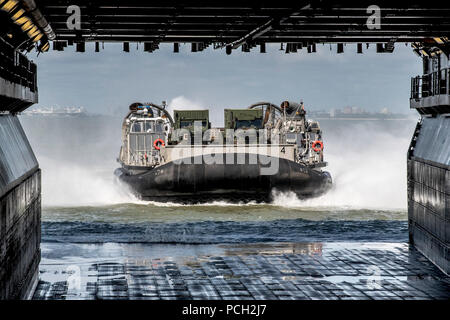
[1,0,18,13]
[27,25,39,36]
[21,20,34,32]
[15,16,30,25]
[41,42,49,52]
[32,33,43,42]
[11,8,24,20]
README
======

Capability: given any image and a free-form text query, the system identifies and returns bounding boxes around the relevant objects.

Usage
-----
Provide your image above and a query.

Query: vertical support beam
[0,115,41,299]
[0,38,41,299]
[408,50,450,275]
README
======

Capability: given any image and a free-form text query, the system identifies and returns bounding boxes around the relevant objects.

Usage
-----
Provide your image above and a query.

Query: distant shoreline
[311,117,415,121]
[19,114,416,121]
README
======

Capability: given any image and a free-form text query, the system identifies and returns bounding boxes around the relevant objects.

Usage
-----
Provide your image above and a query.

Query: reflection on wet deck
[33,242,450,300]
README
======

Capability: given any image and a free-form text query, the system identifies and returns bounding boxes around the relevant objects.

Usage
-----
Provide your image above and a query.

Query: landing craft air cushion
[114,101,332,203]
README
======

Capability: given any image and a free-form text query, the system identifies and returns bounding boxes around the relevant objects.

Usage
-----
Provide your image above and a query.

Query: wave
[42,219,408,244]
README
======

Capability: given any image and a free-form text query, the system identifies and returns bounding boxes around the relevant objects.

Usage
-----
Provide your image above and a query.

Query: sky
[26,42,422,125]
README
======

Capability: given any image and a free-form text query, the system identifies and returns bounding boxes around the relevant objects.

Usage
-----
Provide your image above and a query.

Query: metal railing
[0,37,37,93]
[411,68,449,100]
[122,132,166,167]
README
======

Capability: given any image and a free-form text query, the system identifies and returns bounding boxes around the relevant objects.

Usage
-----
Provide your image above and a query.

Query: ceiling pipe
[21,0,56,40]
[217,4,311,51]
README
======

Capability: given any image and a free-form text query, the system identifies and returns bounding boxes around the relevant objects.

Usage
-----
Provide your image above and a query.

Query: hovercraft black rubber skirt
[115,154,332,203]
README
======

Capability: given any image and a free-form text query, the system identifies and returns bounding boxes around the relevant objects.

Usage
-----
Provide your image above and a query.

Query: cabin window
[440,69,447,94]
[155,122,163,132]
[180,120,193,128]
[235,119,262,129]
[180,120,207,129]
[131,122,142,132]
[143,122,153,132]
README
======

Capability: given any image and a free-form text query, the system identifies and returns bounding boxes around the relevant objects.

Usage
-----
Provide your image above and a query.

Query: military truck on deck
[173,110,210,132]
[224,109,263,130]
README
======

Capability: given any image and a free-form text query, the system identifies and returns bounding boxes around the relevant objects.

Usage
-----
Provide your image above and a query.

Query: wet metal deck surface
[33,242,450,300]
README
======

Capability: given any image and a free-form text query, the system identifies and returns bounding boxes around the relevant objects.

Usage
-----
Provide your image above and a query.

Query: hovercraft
[114,101,332,203]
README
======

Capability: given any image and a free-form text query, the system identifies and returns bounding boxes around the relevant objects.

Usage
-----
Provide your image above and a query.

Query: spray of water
[21,107,416,209]
[272,121,414,210]
[167,96,206,114]
[39,156,139,206]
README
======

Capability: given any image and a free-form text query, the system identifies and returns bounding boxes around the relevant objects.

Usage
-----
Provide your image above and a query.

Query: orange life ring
[153,138,165,150]
[312,140,323,152]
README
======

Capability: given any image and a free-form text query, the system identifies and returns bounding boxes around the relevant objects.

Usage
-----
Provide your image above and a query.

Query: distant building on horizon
[21,106,87,117]
[306,106,413,120]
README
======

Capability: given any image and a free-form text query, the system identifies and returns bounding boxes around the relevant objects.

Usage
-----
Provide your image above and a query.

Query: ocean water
[19,114,418,244]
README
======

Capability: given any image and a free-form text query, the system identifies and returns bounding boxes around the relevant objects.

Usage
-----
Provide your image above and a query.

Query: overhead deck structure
[36,1,450,52]
[0,1,450,299]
